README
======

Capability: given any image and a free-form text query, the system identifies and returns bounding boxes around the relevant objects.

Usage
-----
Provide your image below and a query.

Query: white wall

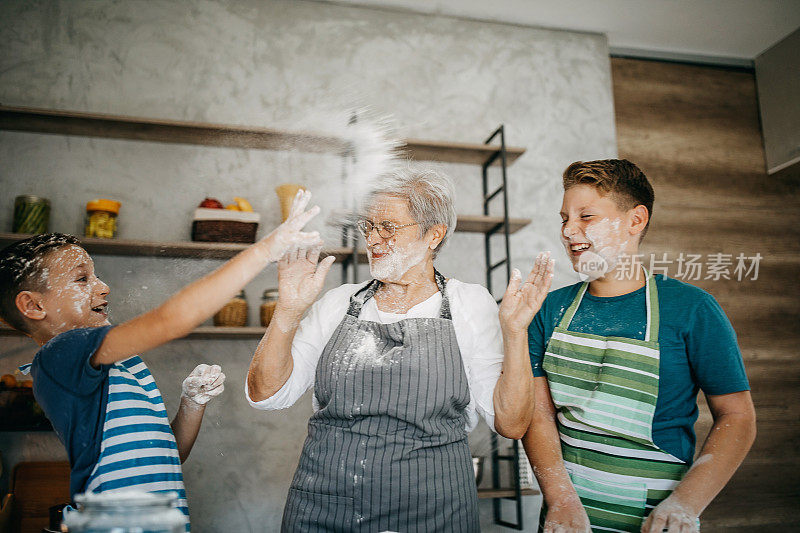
[0,1,616,530]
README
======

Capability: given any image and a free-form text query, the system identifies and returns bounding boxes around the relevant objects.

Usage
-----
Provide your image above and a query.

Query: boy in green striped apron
[524,160,756,532]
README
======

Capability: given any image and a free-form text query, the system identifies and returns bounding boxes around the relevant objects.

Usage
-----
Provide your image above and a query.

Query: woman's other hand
[276,245,336,322]
[260,189,324,262]
[499,251,554,335]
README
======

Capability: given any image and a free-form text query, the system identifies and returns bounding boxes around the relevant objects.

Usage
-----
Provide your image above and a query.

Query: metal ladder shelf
[483,125,528,530]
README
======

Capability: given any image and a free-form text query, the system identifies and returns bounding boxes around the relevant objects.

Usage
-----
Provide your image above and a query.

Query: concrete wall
[755,27,800,174]
[0,1,617,530]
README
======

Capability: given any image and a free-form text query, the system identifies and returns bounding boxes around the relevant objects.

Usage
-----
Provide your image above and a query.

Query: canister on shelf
[13,195,51,234]
[214,290,248,327]
[260,288,279,327]
[85,199,121,239]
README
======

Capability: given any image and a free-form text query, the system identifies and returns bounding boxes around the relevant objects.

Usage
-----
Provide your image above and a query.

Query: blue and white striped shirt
[31,327,189,530]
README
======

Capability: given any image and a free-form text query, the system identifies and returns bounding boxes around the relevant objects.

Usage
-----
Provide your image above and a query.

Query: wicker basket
[192,220,258,243]
[213,297,248,327]
[192,208,260,243]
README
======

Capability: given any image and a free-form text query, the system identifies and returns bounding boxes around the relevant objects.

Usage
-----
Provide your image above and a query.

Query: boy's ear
[628,205,649,237]
[15,291,46,321]
[427,224,447,250]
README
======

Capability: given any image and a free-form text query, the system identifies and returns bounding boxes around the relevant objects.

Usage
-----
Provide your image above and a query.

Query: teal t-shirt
[528,275,750,464]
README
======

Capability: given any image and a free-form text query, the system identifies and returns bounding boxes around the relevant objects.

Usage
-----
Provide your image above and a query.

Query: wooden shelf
[0,325,268,339]
[0,105,525,165]
[0,214,530,261]
[402,138,525,165]
[186,326,266,339]
[477,487,539,499]
[456,215,530,234]
[0,233,356,261]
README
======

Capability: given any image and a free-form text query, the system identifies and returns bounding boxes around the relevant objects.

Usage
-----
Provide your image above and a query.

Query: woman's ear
[16,291,46,321]
[427,224,447,250]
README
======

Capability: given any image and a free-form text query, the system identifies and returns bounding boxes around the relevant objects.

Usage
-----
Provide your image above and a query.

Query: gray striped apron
[282,271,480,532]
[540,270,690,532]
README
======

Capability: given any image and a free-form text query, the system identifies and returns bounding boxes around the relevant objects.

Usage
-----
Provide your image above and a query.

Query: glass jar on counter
[85,199,121,239]
[62,491,185,533]
[261,288,279,327]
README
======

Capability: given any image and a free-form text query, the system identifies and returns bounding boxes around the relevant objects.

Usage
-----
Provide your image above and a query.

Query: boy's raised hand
[276,244,336,321]
[499,251,555,335]
[260,190,324,263]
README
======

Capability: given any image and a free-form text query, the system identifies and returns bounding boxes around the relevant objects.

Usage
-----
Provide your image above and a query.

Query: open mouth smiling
[569,243,591,254]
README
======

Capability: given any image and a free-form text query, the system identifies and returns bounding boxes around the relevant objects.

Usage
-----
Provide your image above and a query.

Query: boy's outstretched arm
[91,191,322,367]
[171,364,226,463]
[522,377,592,533]
[641,390,756,533]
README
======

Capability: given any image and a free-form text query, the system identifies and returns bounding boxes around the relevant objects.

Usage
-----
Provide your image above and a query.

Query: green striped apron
[541,271,690,532]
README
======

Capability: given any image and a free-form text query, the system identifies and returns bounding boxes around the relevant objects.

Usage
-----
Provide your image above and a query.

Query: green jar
[13,195,50,234]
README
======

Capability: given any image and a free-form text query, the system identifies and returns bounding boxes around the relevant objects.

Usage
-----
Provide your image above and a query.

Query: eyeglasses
[356,218,418,239]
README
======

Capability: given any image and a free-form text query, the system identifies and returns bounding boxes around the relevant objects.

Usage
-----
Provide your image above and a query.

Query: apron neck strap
[558,267,660,341]
[347,269,451,320]
[644,268,659,342]
[434,270,452,320]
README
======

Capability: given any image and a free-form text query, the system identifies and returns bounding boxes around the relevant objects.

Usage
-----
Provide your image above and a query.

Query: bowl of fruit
[191,197,261,243]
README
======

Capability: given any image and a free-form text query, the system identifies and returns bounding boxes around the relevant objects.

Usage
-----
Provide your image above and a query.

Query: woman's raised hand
[276,244,336,319]
[261,189,324,263]
[499,251,555,335]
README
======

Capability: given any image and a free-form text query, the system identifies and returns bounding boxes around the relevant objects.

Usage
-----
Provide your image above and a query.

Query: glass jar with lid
[261,288,279,327]
[85,199,121,239]
[13,195,50,234]
[62,491,186,533]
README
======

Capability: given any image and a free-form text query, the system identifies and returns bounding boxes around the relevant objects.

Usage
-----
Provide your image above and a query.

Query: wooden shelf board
[0,105,525,165]
[0,214,529,261]
[457,215,530,234]
[1,325,266,339]
[477,487,539,499]
[402,138,525,165]
[0,105,348,154]
[0,233,355,261]
[187,326,266,339]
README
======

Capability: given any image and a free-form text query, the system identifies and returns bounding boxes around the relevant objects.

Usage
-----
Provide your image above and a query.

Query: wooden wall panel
[611,57,800,531]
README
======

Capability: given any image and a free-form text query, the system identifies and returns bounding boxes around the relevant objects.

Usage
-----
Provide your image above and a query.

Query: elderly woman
[246,169,553,532]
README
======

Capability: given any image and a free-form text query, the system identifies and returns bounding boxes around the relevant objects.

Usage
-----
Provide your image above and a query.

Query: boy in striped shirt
[0,191,328,531]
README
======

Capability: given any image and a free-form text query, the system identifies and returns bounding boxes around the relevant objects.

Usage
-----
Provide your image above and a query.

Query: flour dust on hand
[182,364,226,407]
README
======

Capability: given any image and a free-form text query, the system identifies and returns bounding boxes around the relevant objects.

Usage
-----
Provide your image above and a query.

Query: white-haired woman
[246,169,553,532]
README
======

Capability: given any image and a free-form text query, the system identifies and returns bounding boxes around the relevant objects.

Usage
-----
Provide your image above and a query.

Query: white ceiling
[323,0,800,65]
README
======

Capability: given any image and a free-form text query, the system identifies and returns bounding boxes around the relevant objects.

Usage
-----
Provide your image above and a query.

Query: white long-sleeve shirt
[246,279,504,432]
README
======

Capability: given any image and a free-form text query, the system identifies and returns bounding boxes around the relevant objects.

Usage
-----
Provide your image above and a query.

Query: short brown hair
[0,233,82,333]
[563,159,655,239]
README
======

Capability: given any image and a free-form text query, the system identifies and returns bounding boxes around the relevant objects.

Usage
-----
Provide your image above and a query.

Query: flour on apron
[541,269,690,532]
[282,271,479,533]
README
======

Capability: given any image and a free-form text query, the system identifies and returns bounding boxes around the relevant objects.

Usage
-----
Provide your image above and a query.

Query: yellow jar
[85,199,121,239]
